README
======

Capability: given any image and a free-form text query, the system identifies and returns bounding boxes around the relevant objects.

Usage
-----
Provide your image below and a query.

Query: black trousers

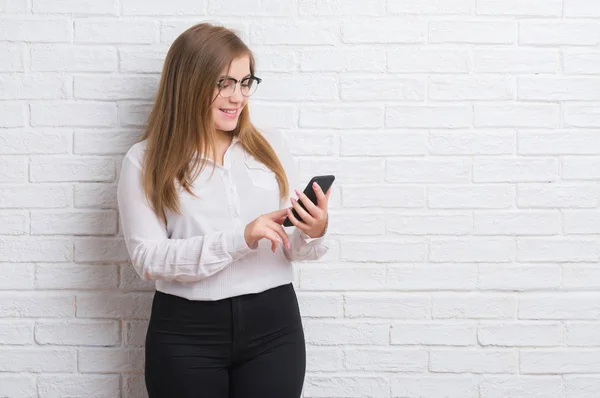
[144,283,306,398]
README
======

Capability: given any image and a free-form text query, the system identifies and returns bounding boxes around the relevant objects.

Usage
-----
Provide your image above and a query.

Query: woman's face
[212,55,251,133]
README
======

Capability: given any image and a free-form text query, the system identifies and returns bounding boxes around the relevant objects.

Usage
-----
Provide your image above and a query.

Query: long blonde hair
[140,23,289,222]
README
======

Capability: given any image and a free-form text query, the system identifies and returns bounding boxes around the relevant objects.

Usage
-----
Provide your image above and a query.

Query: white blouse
[117,129,330,301]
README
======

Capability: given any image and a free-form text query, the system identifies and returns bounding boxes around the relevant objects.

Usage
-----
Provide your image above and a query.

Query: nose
[230,82,244,102]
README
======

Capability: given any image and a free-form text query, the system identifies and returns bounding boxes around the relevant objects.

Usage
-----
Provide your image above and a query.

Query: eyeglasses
[216,76,262,98]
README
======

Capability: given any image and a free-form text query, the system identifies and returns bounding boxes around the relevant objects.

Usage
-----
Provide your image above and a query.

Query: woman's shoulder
[122,139,148,169]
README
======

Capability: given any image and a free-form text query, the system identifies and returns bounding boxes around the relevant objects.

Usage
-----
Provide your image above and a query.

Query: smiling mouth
[220,108,239,118]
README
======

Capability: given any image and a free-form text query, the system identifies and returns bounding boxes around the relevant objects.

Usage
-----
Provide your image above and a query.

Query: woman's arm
[117,155,255,282]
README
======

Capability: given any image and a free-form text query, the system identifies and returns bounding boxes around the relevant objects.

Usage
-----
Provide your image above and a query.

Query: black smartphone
[283,175,335,227]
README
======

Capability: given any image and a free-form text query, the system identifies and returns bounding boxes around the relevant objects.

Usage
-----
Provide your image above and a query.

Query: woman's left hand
[287,182,331,238]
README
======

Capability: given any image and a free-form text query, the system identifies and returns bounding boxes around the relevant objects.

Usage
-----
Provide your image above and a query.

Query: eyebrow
[219,73,252,80]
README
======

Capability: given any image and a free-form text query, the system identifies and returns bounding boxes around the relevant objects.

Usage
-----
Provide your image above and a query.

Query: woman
[117,23,331,397]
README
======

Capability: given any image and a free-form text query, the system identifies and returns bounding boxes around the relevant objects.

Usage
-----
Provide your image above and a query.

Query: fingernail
[286,242,291,249]
[295,189,300,196]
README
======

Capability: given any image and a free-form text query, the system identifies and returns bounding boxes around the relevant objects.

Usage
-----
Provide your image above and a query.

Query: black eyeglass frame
[216,75,262,98]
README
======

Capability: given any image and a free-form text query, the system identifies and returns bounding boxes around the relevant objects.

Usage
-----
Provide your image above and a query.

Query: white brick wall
[1,0,600,397]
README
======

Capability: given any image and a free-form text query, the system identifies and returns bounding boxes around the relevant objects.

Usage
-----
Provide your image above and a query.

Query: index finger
[312,182,328,210]
[267,208,290,220]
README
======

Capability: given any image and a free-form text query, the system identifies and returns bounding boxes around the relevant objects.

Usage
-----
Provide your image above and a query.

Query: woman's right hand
[244,208,291,253]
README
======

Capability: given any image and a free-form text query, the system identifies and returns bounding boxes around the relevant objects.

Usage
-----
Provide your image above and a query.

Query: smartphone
[283,175,335,227]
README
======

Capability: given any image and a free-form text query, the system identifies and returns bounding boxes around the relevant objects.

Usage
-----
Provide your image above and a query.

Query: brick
[74,183,117,209]
[520,21,600,46]
[0,263,34,290]
[433,294,516,319]
[160,20,247,45]
[0,211,28,235]
[341,239,428,262]
[32,44,117,72]
[31,102,117,127]
[254,75,337,101]
[430,348,517,373]
[387,159,471,183]
[430,21,516,44]
[386,212,473,235]
[473,158,558,183]
[300,264,385,291]
[392,376,478,398]
[565,323,600,346]
[0,43,23,71]
[345,293,431,319]
[564,103,600,127]
[478,0,562,16]
[75,20,156,44]
[0,73,70,99]
[30,156,114,182]
[387,105,471,128]
[391,322,476,345]
[299,0,384,16]
[33,0,118,14]
[564,210,600,234]
[521,349,600,374]
[300,48,385,72]
[76,293,152,318]
[122,0,206,15]
[480,376,562,398]
[520,130,600,155]
[517,238,598,262]
[75,237,129,263]
[474,104,559,128]
[298,158,383,184]
[0,374,36,398]
[74,130,140,155]
[285,131,337,156]
[251,21,337,45]
[518,183,599,209]
[387,264,477,290]
[429,77,513,100]
[563,265,600,289]
[304,376,388,398]
[341,77,424,101]
[0,320,34,344]
[342,19,426,43]
[343,185,425,208]
[474,211,559,235]
[0,104,26,127]
[0,293,74,317]
[0,184,71,208]
[119,46,167,73]
[341,131,427,156]
[0,18,72,42]
[125,320,148,346]
[519,293,600,320]
[345,348,427,371]
[306,347,343,371]
[388,48,469,73]
[519,77,600,101]
[303,320,389,345]
[252,48,295,72]
[31,209,117,235]
[477,264,561,291]
[429,130,515,155]
[118,102,152,127]
[35,320,119,346]
[474,48,558,73]
[563,50,600,74]
[565,0,600,17]
[0,156,27,183]
[38,375,120,398]
[0,0,28,12]
[119,263,155,291]
[565,376,600,398]
[300,105,383,128]
[430,238,515,262]
[429,185,515,209]
[0,237,72,262]
[478,322,562,346]
[324,211,384,235]
[75,75,158,100]
[388,0,473,14]
[0,128,70,154]
[79,348,144,372]
[0,348,76,372]
[297,293,343,317]
[36,263,118,290]
[240,103,295,129]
